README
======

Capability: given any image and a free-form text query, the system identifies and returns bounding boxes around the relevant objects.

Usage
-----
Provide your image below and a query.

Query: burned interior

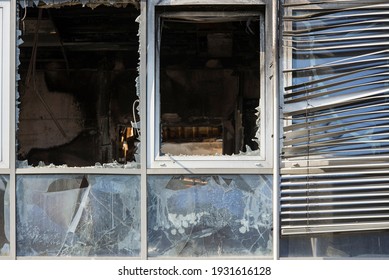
[17,3,140,167]
[17,2,263,167]
[158,7,262,156]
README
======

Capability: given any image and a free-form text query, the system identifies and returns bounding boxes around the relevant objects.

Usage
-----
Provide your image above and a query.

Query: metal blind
[281,0,389,235]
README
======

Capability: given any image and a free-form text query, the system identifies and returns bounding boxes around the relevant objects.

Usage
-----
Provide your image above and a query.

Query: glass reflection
[148,175,272,257]
[281,232,389,258]
[17,175,140,257]
[0,176,9,256]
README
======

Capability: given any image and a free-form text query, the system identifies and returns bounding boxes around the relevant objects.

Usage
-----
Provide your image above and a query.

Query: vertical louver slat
[281,0,389,235]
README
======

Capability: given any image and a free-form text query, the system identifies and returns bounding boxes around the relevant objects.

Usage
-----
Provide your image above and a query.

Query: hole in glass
[17,4,140,167]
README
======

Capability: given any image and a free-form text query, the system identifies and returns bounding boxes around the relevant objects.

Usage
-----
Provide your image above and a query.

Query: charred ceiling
[21,0,139,9]
[19,5,140,69]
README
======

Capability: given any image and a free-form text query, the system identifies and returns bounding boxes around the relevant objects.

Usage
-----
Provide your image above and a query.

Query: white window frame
[146,0,273,171]
[0,0,10,169]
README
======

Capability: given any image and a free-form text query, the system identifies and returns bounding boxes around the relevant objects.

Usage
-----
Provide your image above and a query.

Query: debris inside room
[17,2,262,167]
[158,8,262,156]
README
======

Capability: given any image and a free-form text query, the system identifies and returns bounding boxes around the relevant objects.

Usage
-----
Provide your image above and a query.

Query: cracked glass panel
[16,174,140,256]
[148,175,272,257]
[0,176,10,256]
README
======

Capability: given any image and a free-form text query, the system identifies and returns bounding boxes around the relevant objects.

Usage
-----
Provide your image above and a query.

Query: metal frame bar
[139,0,148,260]
[9,0,16,260]
[0,0,10,170]
[272,0,280,261]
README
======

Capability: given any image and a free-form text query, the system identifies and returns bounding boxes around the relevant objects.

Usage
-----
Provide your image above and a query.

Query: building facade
[0,0,389,259]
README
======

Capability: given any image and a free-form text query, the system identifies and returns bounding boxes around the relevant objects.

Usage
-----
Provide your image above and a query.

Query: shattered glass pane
[16,175,140,256]
[148,175,272,257]
[17,5,141,168]
[0,176,10,256]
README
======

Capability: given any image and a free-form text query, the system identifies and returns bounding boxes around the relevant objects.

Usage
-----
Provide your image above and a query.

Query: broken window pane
[158,9,261,156]
[148,175,272,257]
[17,4,141,167]
[0,176,9,256]
[16,175,140,256]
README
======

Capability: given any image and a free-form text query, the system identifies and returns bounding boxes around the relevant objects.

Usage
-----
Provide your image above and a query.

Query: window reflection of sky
[147,175,273,257]
[285,9,389,157]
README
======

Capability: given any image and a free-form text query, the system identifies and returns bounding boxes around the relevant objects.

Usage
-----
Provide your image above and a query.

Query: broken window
[17,3,141,167]
[0,176,9,256]
[158,8,261,157]
[147,4,270,169]
[16,175,140,256]
[147,174,272,257]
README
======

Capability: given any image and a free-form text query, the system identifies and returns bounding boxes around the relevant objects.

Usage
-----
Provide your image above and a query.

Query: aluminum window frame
[0,0,13,260]
[3,0,279,260]
[146,0,273,172]
[0,0,10,169]
[10,0,146,260]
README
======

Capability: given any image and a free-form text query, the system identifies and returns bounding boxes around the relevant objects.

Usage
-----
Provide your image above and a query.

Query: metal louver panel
[281,0,389,235]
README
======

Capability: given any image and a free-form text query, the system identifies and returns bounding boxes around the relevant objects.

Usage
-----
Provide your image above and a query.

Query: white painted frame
[0,0,10,169]
[146,0,273,171]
